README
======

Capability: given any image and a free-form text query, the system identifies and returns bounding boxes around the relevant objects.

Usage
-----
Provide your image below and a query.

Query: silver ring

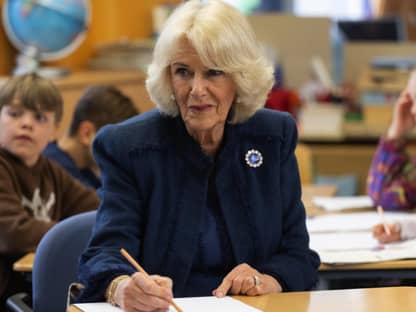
[253,275,260,286]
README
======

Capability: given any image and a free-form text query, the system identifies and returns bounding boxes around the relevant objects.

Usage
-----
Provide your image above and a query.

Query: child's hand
[387,89,416,140]
[372,223,401,243]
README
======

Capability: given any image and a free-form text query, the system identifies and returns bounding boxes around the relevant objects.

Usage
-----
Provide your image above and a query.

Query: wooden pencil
[120,248,183,312]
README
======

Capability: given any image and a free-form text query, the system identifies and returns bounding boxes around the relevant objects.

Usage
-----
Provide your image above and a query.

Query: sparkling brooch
[245,149,263,168]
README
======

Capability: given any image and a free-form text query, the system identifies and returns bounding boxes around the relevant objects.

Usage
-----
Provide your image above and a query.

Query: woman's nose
[190,75,207,98]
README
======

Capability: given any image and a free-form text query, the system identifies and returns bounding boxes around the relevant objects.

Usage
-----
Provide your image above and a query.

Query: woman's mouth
[189,105,213,112]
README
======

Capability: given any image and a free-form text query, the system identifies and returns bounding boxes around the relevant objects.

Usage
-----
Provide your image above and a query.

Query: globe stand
[14,46,70,78]
[3,0,90,79]
[13,46,39,76]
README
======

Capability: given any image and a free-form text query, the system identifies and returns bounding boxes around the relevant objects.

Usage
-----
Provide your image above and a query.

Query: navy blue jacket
[78,109,320,301]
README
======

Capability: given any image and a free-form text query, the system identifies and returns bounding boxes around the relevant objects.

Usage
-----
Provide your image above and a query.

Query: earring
[170,94,175,102]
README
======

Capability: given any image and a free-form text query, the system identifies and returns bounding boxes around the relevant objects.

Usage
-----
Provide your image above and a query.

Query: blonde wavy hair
[146,0,274,124]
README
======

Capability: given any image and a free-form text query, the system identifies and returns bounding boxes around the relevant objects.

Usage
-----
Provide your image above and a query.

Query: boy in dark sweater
[0,74,99,309]
[43,85,139,189]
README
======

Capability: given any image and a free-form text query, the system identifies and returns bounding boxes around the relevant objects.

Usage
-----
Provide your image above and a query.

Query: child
[367,88,416,212]
[0,73,99,308]
[43,85,139,189]
[368,72,416,244]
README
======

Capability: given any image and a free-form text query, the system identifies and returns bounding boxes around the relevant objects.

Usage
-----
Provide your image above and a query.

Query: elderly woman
[78,0,319,310]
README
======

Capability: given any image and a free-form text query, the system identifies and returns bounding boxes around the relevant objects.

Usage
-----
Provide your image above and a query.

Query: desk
[13,252,34,272]
[237,287,416,312]
[319,260,416,288]
[303,185,416,287]
[68,287,416,312]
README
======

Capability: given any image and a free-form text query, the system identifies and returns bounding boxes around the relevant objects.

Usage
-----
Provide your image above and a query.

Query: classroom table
[68,286,416,312]
[13,252,35,272]
[303,184,416,288]
[318,260,416,289]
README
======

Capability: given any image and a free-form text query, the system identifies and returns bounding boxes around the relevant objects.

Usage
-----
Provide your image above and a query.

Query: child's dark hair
[0,73,63,122]
[68,85,139,136]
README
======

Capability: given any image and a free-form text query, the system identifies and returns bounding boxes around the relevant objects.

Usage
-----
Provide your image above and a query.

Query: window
[293,0,369,19]
[223,0,261,13]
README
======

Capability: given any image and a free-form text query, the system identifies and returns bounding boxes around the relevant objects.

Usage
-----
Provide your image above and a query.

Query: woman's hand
[213,263,282,297]
[372,223,401,244]
[386,90,415,140]
[113,273,173,312]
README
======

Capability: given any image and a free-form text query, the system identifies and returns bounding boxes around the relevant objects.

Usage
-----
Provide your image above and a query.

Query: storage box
[299,104,345,140]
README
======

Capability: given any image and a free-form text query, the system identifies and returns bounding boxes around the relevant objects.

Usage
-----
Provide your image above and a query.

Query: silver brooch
[245,149,263,168]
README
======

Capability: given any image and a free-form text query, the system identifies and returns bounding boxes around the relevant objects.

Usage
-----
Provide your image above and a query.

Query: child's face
[0,101,58,166]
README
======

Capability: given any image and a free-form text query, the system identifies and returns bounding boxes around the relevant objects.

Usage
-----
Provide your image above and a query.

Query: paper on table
[308,211,416,264]
[311,195,374,211]
[306,211,416,233]
[74,303,121,312]
[74,296,262,312]
[310,231,380,251]
[318,238,416,264]
[173,296,262,312]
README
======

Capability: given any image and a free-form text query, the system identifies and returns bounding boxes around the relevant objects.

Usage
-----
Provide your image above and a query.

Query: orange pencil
[120,248,183,312]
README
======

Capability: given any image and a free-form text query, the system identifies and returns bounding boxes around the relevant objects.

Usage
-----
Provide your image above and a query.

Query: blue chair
[7,211,97,312]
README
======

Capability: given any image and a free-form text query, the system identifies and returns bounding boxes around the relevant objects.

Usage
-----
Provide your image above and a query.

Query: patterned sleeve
[367,137,416,211]
[399,219,416,240]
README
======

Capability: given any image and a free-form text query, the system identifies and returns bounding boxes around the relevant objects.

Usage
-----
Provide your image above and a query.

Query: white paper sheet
[308,211,416,264]
[74,296,262,312]
[312,195,374,211]
[310,231,380,251]
[74,303,121,312]
[318,238,416,264]
[306,211,416,233]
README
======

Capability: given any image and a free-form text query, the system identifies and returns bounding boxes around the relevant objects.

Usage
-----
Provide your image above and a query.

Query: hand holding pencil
[108,248,178,312]
[372,206,401,244]
[120,248,183,312]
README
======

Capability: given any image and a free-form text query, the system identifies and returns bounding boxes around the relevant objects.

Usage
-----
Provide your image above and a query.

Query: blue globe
[2,0,89,61]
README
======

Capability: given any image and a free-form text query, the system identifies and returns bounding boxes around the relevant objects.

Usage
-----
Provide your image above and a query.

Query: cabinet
[297,138,416,195]
[298,141,375,195]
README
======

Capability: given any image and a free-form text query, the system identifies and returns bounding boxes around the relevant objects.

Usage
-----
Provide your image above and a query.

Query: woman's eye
[175,67,191,77]
[207,69,224,77]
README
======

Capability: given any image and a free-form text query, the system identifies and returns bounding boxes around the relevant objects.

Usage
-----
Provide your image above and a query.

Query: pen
[377,205,391,236]
[120,248,183,312]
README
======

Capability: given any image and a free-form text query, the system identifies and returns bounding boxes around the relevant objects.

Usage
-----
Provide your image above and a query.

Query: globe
[2,0,90,76]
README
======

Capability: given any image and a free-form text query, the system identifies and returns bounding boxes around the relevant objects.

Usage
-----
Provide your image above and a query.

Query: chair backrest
[32,211,96,312]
